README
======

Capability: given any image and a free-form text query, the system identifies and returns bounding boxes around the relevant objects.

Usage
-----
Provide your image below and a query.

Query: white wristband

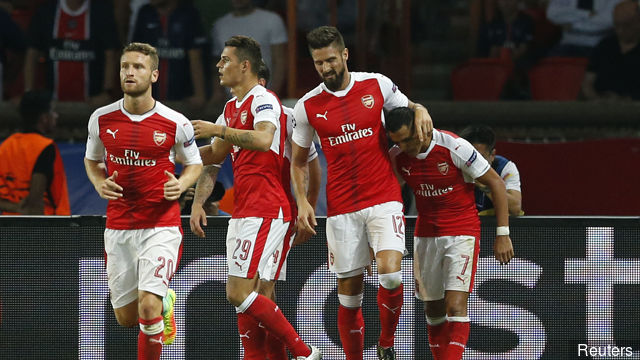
[496,226,510,236]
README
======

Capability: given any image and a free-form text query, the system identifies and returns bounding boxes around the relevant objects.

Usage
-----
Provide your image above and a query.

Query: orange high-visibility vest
[0,133,70,215]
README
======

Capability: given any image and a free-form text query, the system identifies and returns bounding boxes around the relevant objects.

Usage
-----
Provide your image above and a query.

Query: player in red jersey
[386,107,514,360]
[291,26,433,360]
[84,42,203,359]
[190,60,321,360]
[190,36,321,360]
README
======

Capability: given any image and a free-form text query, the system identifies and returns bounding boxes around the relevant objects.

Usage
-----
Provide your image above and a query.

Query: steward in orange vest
[0,91,70,215]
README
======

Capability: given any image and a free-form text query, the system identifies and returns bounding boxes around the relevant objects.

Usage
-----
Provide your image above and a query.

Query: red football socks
[237,313,267,360]
[138,316,163,360]
[243,294,310,358]
[377,284,403,348]
[338,305,364,360]
[427,322,448,360]
[446,320,470,360]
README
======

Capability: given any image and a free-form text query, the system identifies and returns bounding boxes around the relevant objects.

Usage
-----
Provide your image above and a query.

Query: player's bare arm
[476,169,515,265]
[191,120,276,152]
[164,163,203,201]
[200,138,232,166]
[483,187,523,216]
[84,158,123,200]
[291,142,317,236]
[190,164,221,238]
[407,101,434,142]
[293,156,322,246]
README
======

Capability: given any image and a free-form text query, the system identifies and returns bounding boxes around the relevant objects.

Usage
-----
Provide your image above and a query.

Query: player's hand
[190,203,207,238]
[292,221,313,246]
[98,170,123,200]
[413,104,434,143]
[494,235,514,265]
[164,171,181,201]
[191,120,218,139]
[296,200,317,237]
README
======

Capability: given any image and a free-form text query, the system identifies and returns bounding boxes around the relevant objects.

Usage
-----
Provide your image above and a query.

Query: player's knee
[445,301,468,317]
[378,271,403,290]
[138,294,162,319]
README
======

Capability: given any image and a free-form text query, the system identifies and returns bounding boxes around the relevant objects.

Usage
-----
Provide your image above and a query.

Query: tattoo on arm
[225,132,254,148]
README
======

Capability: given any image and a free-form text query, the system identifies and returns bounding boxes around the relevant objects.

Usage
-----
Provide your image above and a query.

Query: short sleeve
[376,73,409,110]
[174,116,202,165]
[85,112,105,161]
[449,137,491,181]
[501,161,521,191]
[307,142,318,162]
[291,99,315,148]
[251,92,281,129]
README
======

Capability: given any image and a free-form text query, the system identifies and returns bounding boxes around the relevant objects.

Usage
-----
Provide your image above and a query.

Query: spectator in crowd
[0,90,70,215]
[131,0,207,108]
[477,0,535,63]
[477,0,535,98]
[546,0,623,57]
[210,0,287,102]
[24,0,119,106]
[460,125,523,216]
[582,0,640,101]
[0,1,27,101]
[386,107,514,360]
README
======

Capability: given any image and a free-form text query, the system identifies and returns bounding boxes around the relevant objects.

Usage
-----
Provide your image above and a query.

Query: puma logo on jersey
[235,261,244,270]
[457,275,466,284]
[239,330,251,339]
[106,129,119,139]
[401,166,411,176]
[316,111,328,121]
[350,326,364,334]
[382,303,400,314]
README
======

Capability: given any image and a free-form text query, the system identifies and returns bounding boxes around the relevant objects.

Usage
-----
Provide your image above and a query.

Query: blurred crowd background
[1,0,639,216]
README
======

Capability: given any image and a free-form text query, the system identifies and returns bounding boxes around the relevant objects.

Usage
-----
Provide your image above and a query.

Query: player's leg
[262,221,296,360]
[136,227,182,360]
[106,228,140,330]
[415,236,448,360]
[226,218,319,360]
[441,235,479,360]
[366,201,406,358]
[137,291,164,360]
[259,282,288,359]
[327,211,370,360]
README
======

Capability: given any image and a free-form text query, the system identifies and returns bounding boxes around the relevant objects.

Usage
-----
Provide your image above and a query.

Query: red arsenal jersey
[85,100,202,230]
[222,85,291,220]
[390,129,490,237]
[292,72,408,216]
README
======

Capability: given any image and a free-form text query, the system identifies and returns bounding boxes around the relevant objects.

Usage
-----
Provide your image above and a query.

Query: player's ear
[343,47,349,61]
[151,69,159,83]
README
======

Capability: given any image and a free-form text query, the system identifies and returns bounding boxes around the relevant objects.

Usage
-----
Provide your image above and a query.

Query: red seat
[528,57,588,100]
[451,58,512,101]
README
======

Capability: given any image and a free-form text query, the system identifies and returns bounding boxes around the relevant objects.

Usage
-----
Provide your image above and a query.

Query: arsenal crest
[361,94,374,109]
[437,162,449,175]
[153,130,167,146]
[240,110,248,125]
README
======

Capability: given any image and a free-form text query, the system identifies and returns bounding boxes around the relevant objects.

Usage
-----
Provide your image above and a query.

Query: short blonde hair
[123,42,159,70]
